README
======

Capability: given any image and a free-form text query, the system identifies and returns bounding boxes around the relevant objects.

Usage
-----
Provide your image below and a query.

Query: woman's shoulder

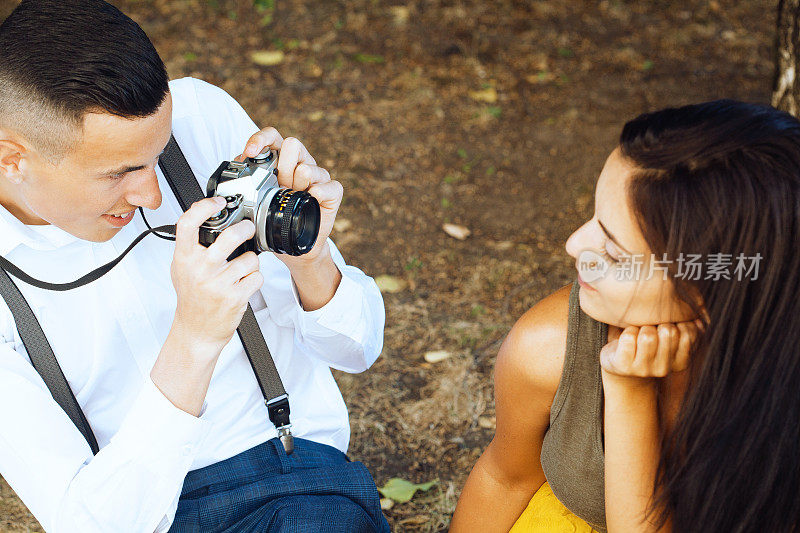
[495,283,572,401]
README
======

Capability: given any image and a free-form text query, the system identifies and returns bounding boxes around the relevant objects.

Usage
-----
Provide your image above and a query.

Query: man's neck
[0,184,47,225]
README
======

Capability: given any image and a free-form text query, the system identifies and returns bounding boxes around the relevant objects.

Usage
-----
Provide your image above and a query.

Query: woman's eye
[603,242,620,263]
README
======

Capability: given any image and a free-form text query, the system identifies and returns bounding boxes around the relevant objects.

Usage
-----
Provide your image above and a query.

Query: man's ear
[0,132,27,185]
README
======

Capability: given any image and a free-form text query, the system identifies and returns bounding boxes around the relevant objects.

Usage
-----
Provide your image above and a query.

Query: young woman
[451,100,800,532]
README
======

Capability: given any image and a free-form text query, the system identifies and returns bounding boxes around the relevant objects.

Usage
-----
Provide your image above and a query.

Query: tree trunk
[773,0,800,114]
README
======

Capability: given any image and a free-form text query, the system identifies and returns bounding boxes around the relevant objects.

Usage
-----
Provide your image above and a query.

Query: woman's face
[565,147,699,328]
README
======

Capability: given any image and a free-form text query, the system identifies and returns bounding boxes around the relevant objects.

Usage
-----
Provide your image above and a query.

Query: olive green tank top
[540,280,608,532]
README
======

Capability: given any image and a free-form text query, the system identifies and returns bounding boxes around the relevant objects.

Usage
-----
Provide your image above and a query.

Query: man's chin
[60,221,121,243]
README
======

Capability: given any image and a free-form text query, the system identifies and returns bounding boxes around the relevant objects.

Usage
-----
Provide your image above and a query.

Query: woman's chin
[577,288,630,328]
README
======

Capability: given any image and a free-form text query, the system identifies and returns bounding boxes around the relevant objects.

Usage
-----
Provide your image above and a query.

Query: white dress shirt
[0,77,385,533]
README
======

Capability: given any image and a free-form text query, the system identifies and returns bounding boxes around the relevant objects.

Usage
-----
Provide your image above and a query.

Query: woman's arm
[601,323,699,533]
[451,286,571,532]
[602,368,667,533]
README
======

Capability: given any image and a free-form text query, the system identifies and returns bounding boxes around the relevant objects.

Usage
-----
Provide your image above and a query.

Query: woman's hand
[600,319,702,533]
[600,320,703,391]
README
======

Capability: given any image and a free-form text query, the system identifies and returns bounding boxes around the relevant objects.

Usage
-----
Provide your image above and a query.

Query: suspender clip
[266,394,294,454]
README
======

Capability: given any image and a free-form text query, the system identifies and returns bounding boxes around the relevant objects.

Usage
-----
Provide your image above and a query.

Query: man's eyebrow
[99,163,146,177]
[598,219,632,254]
[98,145,168,176]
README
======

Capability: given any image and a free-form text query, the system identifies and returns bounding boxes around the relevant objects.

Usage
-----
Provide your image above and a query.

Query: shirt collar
[0,203,82,256]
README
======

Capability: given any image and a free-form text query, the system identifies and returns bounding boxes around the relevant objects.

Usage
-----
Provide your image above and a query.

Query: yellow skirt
[509,481,601,533]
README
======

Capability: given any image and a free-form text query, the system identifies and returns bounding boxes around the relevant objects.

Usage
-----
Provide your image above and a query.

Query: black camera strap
[0,134,293,455]
[159,135,293,453]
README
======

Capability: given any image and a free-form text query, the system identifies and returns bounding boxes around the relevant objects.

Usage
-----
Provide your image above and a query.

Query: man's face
[8,92,172,242]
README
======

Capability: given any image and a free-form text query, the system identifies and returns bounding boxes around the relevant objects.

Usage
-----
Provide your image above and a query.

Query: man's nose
[125,167,163,211]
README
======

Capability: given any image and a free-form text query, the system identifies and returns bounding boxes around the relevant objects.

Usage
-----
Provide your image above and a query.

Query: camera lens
[262,189,321,255]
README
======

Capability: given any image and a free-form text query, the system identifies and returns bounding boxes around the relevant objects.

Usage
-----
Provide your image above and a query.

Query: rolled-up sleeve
[0,337,212,533]
[257,239,385,374]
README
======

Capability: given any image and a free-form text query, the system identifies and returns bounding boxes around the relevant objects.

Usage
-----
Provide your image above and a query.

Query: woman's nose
[565,220,593,259]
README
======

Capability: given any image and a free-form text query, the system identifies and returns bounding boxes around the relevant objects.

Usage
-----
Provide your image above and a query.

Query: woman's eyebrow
[598,219,633,255]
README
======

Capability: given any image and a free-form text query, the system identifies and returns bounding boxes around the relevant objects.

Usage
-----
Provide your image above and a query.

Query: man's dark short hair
[0,0,169,162]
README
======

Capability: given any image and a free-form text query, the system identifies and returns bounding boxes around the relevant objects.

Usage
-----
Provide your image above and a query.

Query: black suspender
[158,135,293,453]
[0,268,100,454]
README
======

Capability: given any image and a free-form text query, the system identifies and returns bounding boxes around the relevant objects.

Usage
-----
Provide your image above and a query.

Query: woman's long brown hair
[621,100,800,532]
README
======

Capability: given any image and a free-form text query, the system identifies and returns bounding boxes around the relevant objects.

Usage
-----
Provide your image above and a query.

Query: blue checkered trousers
[168,437,391,532]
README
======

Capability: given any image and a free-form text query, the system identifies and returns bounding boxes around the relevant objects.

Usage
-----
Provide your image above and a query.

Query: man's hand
[170,196,264,355]
[600,319,704,391]
[236,127,342,266]
[236,127,343,311]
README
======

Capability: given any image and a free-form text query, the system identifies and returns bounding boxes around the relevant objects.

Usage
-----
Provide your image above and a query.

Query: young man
[0,1,388,531]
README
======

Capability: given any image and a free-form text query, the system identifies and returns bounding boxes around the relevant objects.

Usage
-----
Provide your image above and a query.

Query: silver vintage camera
[199,150,321,257]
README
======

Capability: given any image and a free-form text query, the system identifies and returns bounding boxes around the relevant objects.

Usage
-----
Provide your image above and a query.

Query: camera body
[199,150,321,258]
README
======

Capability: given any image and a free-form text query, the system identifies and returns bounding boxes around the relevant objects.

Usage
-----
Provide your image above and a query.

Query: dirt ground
[0,0,776,531]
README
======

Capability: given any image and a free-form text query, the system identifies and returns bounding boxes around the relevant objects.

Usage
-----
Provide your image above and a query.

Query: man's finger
[293,164,331,191]
[222,251,260,285]
[175,197,227,254]
[307,180,343,209]
[243,127,284,158]
[205,219,256,265]
[276,137,316,189]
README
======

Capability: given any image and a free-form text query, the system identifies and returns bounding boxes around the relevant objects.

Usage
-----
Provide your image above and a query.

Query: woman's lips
[102,210,135,227]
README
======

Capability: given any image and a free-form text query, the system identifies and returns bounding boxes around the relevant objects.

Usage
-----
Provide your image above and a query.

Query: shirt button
[181,445,193,457]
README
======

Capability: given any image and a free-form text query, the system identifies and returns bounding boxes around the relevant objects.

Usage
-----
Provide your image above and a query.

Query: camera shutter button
[251,151,274,164]
[225,194,243,209]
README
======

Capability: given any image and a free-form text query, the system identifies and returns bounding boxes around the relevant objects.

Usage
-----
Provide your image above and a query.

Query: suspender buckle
[266,394,294,454]
[277,424,294,455]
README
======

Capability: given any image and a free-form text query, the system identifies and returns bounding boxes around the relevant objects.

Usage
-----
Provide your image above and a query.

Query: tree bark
[773,0,800,114]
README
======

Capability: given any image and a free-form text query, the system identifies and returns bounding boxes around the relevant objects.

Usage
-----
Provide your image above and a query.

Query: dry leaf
[250,50,285,66]
[306,63,323,77]
[308,111,324,122]
[390,6,410,25]
[380,498,395,511]
[375,275,407,293]
[468,87,497,103]
[478,415,496,429]
[442,223,471,240]
[423,350,452,363]
[333,218,352,232]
